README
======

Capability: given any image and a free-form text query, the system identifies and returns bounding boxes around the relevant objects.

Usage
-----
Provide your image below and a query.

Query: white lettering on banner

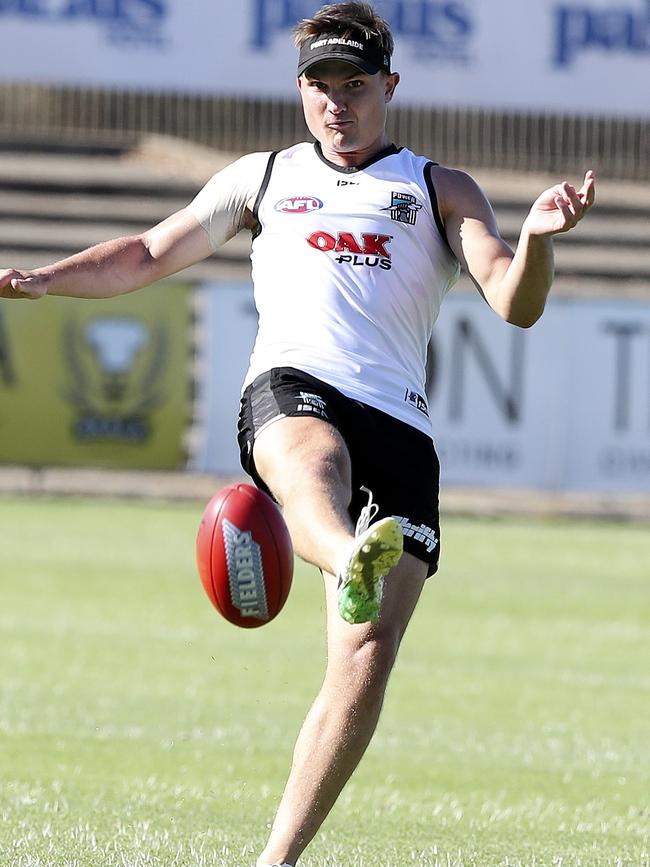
[553,0,650,67]
[0,0,168,47]
[251,0,475,63]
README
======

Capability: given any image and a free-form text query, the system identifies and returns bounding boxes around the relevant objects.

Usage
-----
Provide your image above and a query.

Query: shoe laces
[355,486,379,536]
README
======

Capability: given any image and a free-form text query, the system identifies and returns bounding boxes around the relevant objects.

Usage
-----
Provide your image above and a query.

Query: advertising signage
[0,0,648,117]
[195,282,650,494]
[0,283,192,470]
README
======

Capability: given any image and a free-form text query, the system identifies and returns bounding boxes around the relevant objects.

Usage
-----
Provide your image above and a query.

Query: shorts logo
[297,391,328,418]
[307,230,392,270]
[404,388,429,416]
[393,516,438,553]
[382,191,423,225]
[275,196,323,214]
[222,519,269,620]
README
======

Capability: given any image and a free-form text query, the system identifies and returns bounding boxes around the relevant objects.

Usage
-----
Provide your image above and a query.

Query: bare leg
[252,415,426,865]
[257,553,427,866]
[253,416,356,575]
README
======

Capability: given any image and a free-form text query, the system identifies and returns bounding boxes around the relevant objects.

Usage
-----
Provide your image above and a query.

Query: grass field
[0,495,648,867]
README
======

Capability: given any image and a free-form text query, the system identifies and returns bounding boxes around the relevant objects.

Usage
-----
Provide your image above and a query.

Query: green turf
[0,495,648,867]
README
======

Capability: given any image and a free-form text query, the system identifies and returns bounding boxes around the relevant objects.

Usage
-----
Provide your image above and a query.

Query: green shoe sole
[338,518,403,624]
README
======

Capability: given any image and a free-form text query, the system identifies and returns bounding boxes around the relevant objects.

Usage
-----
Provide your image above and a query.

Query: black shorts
[237,367,441,576]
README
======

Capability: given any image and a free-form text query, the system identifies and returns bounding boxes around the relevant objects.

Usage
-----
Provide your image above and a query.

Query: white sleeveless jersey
[189,142,460,437]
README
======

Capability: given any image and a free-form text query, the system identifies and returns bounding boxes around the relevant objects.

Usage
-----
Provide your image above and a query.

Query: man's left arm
[433,166,596,327]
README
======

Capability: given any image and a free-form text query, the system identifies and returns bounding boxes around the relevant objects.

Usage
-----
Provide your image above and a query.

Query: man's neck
[319,135,390,168]
[318,135,393,168]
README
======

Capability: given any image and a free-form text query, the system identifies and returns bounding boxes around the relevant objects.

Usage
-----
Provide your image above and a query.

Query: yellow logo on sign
[63,315,168,443]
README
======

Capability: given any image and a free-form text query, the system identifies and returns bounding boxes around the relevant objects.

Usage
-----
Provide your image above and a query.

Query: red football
[196,483,294,628]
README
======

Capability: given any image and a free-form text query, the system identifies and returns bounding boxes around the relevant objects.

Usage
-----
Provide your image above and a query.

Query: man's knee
[298,444,350,489]
[330,630,401,698]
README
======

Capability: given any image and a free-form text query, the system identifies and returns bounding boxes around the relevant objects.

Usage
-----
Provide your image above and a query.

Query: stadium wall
[0,84,648,181]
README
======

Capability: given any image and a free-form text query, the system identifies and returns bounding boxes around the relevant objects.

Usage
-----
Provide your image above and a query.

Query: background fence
[1,83,648,179]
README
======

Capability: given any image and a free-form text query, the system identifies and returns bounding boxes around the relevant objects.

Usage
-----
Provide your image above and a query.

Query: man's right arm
[0,150,270,301]
[0,207,213,301]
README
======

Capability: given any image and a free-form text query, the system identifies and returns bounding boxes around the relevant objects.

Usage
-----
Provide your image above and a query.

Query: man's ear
[385,72,400,103]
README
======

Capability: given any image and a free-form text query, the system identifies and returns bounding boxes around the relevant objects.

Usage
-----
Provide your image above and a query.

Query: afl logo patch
[274,196,323,214]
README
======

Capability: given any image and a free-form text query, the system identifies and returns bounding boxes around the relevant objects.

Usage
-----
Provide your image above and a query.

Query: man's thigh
[238,367,347,495]
[252,414,352,507]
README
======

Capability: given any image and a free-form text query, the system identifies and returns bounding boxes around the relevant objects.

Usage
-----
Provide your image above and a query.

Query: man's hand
[0,269,48,300]
[524,170,596,237]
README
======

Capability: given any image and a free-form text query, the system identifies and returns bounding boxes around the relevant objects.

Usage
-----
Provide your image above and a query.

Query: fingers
[579,169,596,208]
[0,270,44,300]
[0,269,16,290]
[553,171,595,229]
[553,194,574,225]
[0,277,26,299]
[0,270,22,298]
[551,183,580,230]
[10,278,29,298]
[565,169,596,210]
[526,170,595,237]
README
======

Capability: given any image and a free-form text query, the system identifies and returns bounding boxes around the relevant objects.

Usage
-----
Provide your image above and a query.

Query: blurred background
[0,0,648,515]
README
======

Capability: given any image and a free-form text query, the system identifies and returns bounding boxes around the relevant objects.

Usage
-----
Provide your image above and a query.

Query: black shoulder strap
[423,161,456,258]
[251,151,278,240]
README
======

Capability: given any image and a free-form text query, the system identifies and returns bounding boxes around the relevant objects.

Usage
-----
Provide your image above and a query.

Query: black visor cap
[297,34,391,77]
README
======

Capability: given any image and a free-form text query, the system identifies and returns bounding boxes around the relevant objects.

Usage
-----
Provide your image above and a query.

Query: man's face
[297,60,399,157]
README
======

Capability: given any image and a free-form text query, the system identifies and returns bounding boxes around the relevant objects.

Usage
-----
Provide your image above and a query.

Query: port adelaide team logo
[383,191,423,225]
